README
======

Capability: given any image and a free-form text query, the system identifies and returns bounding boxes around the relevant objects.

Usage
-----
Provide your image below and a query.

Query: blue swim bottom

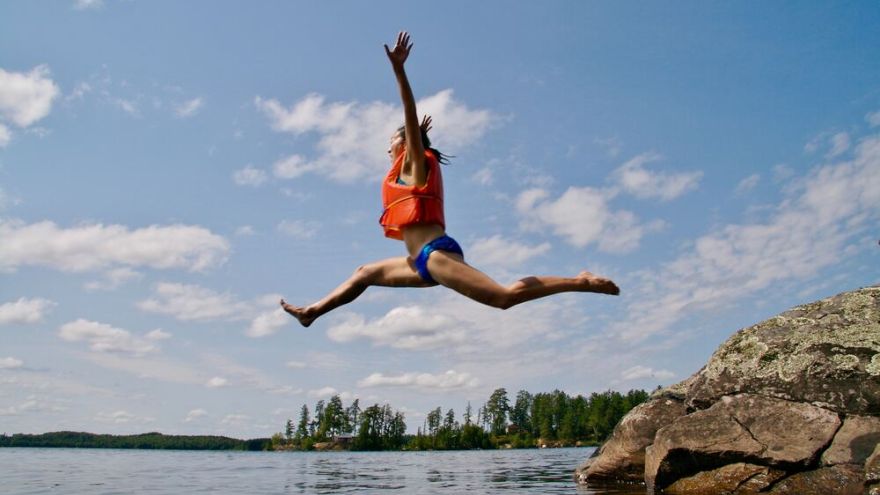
[414,235,464,284]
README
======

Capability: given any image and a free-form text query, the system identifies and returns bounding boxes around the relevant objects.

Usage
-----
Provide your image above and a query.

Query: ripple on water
[0,447,647,494]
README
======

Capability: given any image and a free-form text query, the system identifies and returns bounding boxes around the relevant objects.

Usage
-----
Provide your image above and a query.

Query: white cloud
[74,0,103,10]
[65,82,92,101]
[255,89,493,182]
[277,219,319,239]
[615,132,880,342]
[84,267,142,291]
[96,410,154,424]
[472,167,493,186]
[0,220,229,273]
[220,413,249,425]
[138,283,252,321]
[827,132,851,158]
[273,154,316,179]
[235,225,255,236]
[85,353,205,385]
[285,360,307,369]
[185,408,207,422]
[613,152,702,201]
[246,308,288,338]
[206,377,228,388]
[620,365,674,381]
[358,370,479,390]
[145,329,171,340]
[111,97,139,116]
[328,295,569,356]
[174,97,204,118]
[0,357,24,369]
[0,65,60,128]
[0,396,66,416]
[59,319,158,356]
[0,297,55,325]
[233,165,267,187]
[516,186,661,252]
[467,235,550,268]
[328,306,465,350]
[867,110,880,128]
[308,386,339,398]
[735,174,760,194]
[772,164,794,182]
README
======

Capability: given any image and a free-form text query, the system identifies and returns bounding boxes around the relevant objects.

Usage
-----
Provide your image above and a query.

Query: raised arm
[385,31,427,185]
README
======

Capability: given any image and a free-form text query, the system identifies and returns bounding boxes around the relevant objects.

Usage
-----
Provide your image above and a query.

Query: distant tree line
[0,431,271,451]
[275,388,649,451]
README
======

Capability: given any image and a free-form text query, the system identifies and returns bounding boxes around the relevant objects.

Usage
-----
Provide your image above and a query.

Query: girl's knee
[353,263,379,284]
[491,291,516,310]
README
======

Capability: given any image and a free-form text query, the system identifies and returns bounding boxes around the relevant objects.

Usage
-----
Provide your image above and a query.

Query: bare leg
[281,257,433,327]
[426,252,619,310]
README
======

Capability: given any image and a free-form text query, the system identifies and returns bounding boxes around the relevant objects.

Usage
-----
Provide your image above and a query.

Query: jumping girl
[281,32,619,328]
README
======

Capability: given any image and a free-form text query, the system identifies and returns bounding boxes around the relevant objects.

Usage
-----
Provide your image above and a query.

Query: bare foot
[577,271,620,295]
[280,299,317,327]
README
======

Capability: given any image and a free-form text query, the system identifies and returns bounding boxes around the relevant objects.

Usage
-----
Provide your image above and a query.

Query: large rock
[765,464,864,495]
[645,394,840,491]
[575,286,880,494]
[686,286,880,414]
[576,396,687,483]
[867,444,880,495]
[821,415,880,466]
[663,463,785,495]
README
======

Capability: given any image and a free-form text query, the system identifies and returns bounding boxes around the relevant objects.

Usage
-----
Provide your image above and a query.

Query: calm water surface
[1,447,646,494]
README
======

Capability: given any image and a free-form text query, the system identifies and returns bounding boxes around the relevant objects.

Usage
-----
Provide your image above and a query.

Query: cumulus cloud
[867,110,880,128]
[255,89,493,182]
[174,97,204,118]
[308,386,339,398]
[467,235,550,268]
[58,319,159,356]
[84,267,143,291]
[328,306,465,350]
[615,132,880,342]
[232,165,267,187]
[0,357,24,369]
[358,370,479,390]
[620,365,674,381]
[277,219,319,239]
[246,308,288,338]
[516,186,662,252]
[612,152,702,201]
[206,377,228,388]
[0,65,60,129]
[328,295,569,356]
[138,283,252,321]
[0,297,55,325]
[145,329,171,340]
[185,408,207,422]
[0,220,229,273]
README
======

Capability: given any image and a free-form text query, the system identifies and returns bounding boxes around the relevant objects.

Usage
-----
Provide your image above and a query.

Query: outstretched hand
[420,115,432,135]
[384,31,413,70]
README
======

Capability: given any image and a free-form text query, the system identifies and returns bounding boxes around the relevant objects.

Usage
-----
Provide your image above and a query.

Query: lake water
[0,447,647,494]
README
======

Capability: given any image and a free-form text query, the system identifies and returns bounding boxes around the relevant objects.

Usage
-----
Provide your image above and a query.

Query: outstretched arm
[385,31,427,185]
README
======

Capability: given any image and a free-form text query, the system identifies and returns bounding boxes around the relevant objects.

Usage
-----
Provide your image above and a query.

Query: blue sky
[1,1,879,437]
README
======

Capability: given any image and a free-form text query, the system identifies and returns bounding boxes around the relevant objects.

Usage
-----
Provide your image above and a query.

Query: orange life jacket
[379,149,445,240]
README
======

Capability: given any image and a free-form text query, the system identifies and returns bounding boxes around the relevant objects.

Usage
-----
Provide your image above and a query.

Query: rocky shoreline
[576,286,880,494]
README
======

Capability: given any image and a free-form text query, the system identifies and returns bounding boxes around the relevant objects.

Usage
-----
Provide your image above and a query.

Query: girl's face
[388,132,405,160]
